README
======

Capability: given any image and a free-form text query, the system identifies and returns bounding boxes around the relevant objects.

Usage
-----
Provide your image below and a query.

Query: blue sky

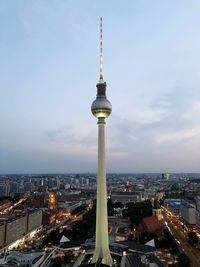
[1,0,200,173]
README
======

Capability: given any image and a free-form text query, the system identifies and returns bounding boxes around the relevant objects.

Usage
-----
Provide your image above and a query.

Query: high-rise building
[0,181,10,197]
[91,17,113,266]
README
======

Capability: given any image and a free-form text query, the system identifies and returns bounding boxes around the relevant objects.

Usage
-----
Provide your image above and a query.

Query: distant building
[0,182,10,197]
[58,201,82,214]
[111,192,144,204]
[24,181,34,193]
[0,251,45,266]
[162,173,171,180]
[10,181,19,194]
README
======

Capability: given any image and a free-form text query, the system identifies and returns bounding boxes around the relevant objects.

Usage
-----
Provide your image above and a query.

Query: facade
[28,209,43,232]
[6,215,27,245]
[58,201,82,214]
[0,182,10,197]
[111,192,144,204]
[10,181,19,194]
[181,199,196,225]
[48,191,57,210]
[195,196,200,229]
[0,251,45,267]
[0,209,42,248]
[0,223,6,248]
[153,208,162,221]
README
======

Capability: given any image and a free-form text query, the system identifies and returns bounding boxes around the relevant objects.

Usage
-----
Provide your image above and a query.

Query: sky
[1,0,200,174]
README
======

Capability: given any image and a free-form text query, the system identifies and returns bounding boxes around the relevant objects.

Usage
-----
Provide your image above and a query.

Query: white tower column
[92,118,112,265]
[91,17,113,266]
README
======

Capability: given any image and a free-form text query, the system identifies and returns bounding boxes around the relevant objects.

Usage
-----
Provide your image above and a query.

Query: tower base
[92,247,113,266]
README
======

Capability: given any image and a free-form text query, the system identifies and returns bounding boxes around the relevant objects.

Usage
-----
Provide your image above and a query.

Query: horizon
[1,172,200,176]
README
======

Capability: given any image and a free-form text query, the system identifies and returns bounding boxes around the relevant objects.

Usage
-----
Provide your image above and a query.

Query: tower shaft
[92,118,112,266]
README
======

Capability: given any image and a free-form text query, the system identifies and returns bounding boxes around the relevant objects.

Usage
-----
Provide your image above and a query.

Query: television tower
[91,17,113,266]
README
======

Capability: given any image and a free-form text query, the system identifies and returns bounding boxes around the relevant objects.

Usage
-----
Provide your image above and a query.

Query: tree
[107,198,114,216]
[188,231,199,245]
[42,228,61,246]
[155,228,179,251]
[112,202,124,209]
[163,228,175,246]
[128,233,134,241]
[71,205,87,215]
[124,200,153,225]
[177,253,191,267]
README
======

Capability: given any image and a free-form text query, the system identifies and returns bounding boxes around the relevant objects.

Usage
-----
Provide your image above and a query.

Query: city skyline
[1,1,200,173]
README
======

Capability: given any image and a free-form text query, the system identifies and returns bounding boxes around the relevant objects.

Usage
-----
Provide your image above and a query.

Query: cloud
[155,126,200,144]
[45,125,97,156]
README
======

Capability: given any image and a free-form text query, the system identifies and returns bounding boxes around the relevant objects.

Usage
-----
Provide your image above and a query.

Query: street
[163,210,200,267]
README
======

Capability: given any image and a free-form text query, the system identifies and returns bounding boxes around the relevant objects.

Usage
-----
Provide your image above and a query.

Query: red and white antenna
[100,17,103,81]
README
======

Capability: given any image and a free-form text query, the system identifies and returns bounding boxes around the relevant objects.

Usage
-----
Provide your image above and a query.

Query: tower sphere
[91,92,112,118]
[91,95,112,119]
[91,80,112,119]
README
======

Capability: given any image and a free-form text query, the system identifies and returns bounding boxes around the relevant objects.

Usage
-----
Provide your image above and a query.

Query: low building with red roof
[136,215,164,239]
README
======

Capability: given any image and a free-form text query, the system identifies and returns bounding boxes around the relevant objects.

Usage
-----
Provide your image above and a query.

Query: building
[163,199,181,216]
[152,200,162,221]
[0,209,42,249]
[136,216,164,240]
[195,196,200,229]
[0,251,45,267]
[0,181,10,197]
[111,192,144,204]
[48,191,57,211]
[10,181,19,194]
[162,173,171,180]
[181,199,196,225]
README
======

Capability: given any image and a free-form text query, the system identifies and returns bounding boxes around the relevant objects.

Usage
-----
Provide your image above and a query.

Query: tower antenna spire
[100,17,103,81]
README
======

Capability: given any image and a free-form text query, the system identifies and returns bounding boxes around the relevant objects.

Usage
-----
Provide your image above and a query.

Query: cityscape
[1,1,200,267]
[0,173,200,267]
